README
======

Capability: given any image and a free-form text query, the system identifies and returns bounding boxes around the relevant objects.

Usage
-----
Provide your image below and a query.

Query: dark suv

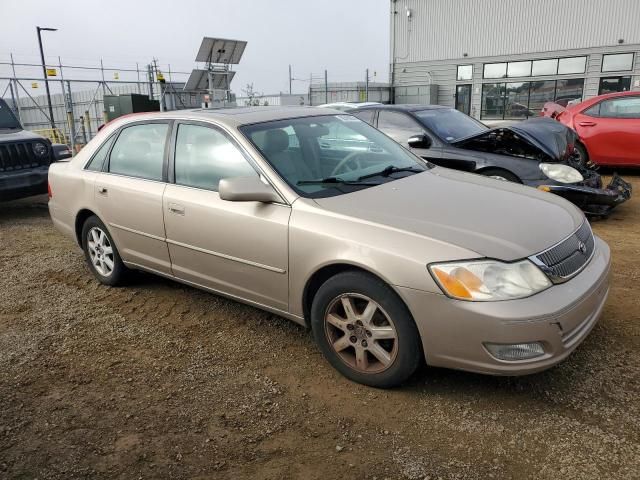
[0,98,71,201]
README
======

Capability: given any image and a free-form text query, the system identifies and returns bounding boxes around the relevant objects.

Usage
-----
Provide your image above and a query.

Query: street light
[36,26,57,130]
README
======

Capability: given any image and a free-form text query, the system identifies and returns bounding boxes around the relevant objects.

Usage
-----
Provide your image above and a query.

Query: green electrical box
[103,94,160,122]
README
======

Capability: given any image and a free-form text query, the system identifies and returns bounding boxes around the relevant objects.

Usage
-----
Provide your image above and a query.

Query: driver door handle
[168,203,185,215]
[578,121,597,127]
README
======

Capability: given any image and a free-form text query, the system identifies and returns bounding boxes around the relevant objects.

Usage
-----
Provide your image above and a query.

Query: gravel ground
[1,179,639,480]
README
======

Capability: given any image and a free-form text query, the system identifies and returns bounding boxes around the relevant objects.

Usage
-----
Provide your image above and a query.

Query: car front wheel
[311,271,422,388]
[574,143,590,167]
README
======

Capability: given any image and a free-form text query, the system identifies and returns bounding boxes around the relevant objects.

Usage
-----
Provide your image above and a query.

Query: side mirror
[407,134,432,149]
[219,176,282,203]
[52,143,72,160]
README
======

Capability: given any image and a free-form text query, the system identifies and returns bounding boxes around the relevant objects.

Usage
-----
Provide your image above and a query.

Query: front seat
[263,129,314,184]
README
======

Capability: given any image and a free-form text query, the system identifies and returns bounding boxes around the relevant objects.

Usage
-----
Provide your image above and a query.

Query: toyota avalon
[48,107,610,387]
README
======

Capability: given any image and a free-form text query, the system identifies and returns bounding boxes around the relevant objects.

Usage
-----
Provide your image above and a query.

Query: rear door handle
[578,121,597,127]
[97,186,108,195]
[168,203,185,215]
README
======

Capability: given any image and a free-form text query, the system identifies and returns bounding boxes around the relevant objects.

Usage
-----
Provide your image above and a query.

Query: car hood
[452,117,577,162]
[0,128,47,142]
[313,167,584,261]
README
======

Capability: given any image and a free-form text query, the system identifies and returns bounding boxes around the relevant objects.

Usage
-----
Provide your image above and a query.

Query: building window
[555,78,585,106]
[481,83,506,118]
[529,80,557,112]
[531,59,558,76]
[602,53,634,72]
[507,61,532,78]
[505,82,532,118]
[483,63,507,79]
[457,64,473,81]
[481,79,584,119]
[557,56,586,75]
[599,76,632,95]
[455,84,472,115]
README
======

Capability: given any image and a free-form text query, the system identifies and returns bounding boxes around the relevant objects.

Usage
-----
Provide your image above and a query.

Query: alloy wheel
[87,227,114,277]
[324,293,398,373]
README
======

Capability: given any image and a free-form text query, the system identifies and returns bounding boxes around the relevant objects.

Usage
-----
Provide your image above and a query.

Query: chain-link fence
[0,55,199,150]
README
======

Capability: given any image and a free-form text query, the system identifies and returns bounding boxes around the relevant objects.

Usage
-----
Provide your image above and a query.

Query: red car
[542,91,640,167]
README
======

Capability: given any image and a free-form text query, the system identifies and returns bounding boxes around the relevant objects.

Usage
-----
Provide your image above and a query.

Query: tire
[81,215,128,286]
[574,143,590,168]
[311,271,422,388]
[479,168,521,183]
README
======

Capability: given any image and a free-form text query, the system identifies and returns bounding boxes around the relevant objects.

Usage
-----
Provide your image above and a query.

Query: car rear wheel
[311,271,422,388]
[479,168,521,183]
[81,215,128,286]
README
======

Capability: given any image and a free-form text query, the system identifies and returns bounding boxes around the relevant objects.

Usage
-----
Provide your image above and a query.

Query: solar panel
[184,69,236,91]
[195,38,247,64]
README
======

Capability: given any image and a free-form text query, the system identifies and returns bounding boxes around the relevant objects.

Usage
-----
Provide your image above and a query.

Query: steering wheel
[330,152,365,177]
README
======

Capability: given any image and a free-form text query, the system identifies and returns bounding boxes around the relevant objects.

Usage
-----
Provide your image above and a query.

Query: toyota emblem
[578,241,587,254]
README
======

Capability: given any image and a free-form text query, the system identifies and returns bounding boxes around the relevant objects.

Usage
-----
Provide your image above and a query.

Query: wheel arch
[74,208,98,247]
[475,166,522,183]
[301,262,406,330]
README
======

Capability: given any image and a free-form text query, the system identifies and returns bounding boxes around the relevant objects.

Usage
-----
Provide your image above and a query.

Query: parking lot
[0,174,638,480]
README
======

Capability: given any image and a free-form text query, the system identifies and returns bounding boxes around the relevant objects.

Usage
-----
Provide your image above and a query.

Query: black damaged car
[350,104,631,216]
[0,98,71,201]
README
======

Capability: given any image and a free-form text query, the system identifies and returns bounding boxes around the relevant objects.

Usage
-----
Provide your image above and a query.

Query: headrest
[263,129,289,154]
[295,123,330,138]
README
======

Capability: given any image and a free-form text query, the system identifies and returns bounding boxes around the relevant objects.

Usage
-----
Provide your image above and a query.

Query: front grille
[0,142,49,173]
[532,221,594,283]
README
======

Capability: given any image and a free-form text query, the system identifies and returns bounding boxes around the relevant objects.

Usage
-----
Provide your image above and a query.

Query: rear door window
[108,123,169,181]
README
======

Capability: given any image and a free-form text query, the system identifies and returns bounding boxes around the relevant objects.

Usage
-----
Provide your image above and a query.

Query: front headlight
[429,259,551,301]
[32,141,49,157]
[539,163,583,184]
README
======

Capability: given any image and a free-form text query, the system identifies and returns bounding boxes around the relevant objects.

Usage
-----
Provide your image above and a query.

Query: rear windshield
[0,99,21,129]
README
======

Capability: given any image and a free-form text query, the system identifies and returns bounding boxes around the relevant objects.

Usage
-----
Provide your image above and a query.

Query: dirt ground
[1,178,639,480]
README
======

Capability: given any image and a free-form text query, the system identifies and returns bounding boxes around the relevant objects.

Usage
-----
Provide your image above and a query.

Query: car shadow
[0,195,50,223]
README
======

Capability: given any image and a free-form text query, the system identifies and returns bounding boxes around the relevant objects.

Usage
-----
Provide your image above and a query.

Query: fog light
[484,342,545,361]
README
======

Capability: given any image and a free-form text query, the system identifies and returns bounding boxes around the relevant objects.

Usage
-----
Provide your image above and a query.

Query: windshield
[240,115,429,198]
[414,108,487,142]
[0,99,21,129]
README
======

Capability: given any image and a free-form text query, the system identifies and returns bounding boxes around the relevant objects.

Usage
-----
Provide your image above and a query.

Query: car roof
[354,104,451,112]
[110,106,346,128]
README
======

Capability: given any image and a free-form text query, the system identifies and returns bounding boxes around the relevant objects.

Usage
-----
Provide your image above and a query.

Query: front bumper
[0,166,49,201]
[531,173,632,216]
[398,236,611,375]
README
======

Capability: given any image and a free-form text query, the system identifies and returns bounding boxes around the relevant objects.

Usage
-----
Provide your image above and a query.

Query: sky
[0,0,390,96]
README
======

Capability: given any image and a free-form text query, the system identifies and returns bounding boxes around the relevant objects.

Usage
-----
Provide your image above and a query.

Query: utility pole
[324,69,328,104]
[288,65,292,95]
[10,53,23,123]
[365,68,369,101]
[36,26,57,129]
[147,63,154,100]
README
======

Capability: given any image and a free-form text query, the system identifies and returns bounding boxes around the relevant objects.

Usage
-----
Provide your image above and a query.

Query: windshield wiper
[357,165,425,181]
[297,177,380,186]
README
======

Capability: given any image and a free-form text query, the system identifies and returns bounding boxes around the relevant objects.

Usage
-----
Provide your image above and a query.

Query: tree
[241,83,264,106]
